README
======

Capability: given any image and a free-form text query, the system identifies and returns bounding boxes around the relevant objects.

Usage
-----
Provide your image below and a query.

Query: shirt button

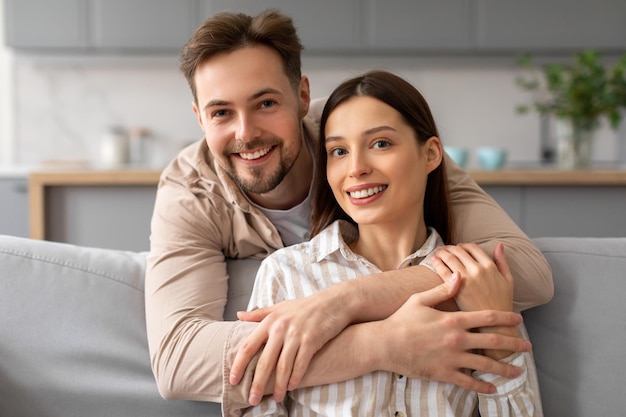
[395,412,404,417]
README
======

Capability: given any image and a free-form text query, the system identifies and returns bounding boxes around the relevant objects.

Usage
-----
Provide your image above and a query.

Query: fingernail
[229,373,238,385]
[249,393,260,405]
[449,272,458,283]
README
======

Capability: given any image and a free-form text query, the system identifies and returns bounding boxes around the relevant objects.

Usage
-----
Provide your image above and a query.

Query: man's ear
[425,136,443,174]
[298,76,311,118]
[192,100,204,131]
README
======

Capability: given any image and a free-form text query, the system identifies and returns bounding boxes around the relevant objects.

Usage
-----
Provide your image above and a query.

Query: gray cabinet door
[4,0,86,48]
[524,187,626,238]
[476,0,626,51]
[364,0,472,52]
[0,178,29,237]
[197,0,363,52]
[481,185,524,228]
[45,185,156,251]
[91,0,196,50]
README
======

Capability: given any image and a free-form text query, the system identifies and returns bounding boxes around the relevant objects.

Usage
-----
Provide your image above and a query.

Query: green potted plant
[516,50,626,169]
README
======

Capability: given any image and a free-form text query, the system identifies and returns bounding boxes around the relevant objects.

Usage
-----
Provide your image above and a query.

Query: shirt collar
[311,220,443,269]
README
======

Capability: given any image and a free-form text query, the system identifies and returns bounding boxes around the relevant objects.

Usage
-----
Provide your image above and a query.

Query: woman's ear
[424,136,443,174]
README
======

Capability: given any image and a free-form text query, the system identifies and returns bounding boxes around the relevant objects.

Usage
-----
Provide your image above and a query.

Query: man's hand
[372,274,530,393]
[230,289,352,405]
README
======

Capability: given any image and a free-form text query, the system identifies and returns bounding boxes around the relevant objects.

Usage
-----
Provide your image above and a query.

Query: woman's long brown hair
[310,70,454,244]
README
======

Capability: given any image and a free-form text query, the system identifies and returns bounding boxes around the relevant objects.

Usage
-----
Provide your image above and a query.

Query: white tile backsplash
[6,53,621,168]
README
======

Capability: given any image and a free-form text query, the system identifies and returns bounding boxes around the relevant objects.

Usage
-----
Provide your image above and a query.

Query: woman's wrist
[479,325,521,360]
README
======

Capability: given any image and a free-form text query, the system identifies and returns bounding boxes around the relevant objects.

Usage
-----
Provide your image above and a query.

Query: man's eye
[212,109,229,118]
[260,100,276,109]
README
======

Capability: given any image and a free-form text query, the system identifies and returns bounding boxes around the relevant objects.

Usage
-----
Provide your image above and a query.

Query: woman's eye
[373,140,390,149]
[329,148,347,157]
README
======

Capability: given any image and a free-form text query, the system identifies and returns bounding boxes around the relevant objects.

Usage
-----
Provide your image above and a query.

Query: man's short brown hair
[180,9,304,102]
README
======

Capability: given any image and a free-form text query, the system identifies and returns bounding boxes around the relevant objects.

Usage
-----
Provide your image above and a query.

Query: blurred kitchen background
[1,0,626,249]
[2,0,625,168]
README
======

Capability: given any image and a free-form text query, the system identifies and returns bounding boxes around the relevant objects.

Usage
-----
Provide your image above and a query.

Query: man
[145,9,553,416]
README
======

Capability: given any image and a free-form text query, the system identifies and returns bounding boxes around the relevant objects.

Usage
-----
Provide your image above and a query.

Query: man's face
[192,45,310,195]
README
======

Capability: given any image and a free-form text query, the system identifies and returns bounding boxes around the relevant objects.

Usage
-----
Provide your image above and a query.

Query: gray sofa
[1,234,625,417]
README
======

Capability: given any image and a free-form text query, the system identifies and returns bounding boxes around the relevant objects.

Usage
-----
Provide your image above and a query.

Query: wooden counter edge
[468,169,626,186]
[27,170,162,240]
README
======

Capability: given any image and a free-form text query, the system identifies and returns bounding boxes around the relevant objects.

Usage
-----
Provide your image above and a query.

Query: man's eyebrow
[202,88,282,112]
[325,125,396,144]
[249,88,282,101]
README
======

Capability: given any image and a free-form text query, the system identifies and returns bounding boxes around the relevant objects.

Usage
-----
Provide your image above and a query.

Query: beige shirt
[145,99,552,416]
[244,221,535,417]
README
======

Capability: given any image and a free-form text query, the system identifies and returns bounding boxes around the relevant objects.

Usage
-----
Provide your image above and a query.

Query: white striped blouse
[244,220,536,417]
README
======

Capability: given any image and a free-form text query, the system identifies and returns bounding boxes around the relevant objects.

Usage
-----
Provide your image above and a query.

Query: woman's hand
[431,243,520,359]
[229,289,352,405]
[432,243,514,313]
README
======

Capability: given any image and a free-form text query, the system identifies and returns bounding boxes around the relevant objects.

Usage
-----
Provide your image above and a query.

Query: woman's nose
[348,152,371,178]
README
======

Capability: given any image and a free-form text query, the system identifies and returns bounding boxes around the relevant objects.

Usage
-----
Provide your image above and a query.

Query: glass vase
[554,119,594,170]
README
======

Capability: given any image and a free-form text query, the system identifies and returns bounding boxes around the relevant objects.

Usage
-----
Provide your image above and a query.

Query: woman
[244,70,536,416]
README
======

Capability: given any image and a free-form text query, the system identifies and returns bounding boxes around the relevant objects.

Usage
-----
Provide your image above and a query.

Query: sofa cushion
[525,237,626,417]
[0,235,220,417]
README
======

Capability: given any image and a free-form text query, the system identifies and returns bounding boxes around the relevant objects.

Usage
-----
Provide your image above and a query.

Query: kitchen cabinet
[44,185,156,251]
[91,0,196,50]
[4,0,86,49]
[0,178,29,238]
[197,1,362,52]
[29,171,159,252]
[475,0,626,52]
[5,0,626,54]
[482,184,626,238]
[364,0,472,52]
[4,0,196,51]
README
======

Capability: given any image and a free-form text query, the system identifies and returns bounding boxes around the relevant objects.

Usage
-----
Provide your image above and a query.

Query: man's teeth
[240,147,272,160]
[349,185,387,199]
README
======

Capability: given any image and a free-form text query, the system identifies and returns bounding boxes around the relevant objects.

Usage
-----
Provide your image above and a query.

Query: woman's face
[324,96,441,227]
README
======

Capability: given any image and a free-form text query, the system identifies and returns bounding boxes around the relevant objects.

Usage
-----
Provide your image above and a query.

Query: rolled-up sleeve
[474,352,536,416]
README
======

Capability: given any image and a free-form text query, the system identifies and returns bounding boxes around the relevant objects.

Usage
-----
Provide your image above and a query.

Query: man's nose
[235,113,261,142]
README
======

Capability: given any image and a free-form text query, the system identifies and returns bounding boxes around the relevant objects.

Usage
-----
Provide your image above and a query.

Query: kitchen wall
[0,1,14,165]
[0,1,621,169]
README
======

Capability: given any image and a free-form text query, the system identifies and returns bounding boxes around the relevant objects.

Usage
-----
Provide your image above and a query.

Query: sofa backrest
[524,237,626,417]
[2,234,626,417]
[0,235,221,417]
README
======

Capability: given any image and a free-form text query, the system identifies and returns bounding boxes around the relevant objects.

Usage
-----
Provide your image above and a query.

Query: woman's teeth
[349,185,387,199]
[240,146,272,160]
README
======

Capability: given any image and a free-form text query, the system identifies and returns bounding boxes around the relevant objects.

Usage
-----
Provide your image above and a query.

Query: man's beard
[224,137,301,195]
[229,163,290,195]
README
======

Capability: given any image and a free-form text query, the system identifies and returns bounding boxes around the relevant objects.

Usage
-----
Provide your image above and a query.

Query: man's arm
[445,154,554,310]
[145,170,266,413]
[232,264,530,406]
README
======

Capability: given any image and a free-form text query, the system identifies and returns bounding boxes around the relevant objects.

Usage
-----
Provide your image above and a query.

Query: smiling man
[145,9,553,416]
